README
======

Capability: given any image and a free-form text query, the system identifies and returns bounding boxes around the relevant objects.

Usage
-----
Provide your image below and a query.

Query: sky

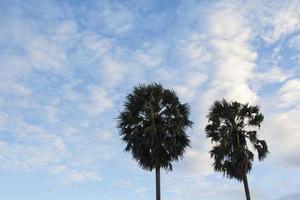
[0,0,300,199]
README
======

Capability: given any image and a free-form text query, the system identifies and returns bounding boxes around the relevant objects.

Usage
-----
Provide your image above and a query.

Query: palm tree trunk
[236,132,251,200]
[155,166,161,200]
[243,174,251,200]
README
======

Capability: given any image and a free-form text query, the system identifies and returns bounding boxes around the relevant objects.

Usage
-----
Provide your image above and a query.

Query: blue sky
[0,0,300,199]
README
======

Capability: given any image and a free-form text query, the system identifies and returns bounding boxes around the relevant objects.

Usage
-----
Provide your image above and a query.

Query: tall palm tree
[205,99,269,200]
[117,83,192,200]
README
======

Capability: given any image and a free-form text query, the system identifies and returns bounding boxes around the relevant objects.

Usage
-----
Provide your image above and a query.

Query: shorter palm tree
[117,83,192,200]
[205,99,269,200]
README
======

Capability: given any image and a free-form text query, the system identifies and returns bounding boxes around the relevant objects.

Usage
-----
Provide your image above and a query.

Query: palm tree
[205,99,269,200]
[117,83,192,200]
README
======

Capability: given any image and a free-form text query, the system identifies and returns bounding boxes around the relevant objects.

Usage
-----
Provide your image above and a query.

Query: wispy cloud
[0,0,299,199]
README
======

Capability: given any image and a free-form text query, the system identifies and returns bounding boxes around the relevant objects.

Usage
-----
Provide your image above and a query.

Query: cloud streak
[0,0,299,199]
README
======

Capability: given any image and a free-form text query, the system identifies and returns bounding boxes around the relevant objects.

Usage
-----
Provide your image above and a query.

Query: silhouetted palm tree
[117,83,192,200]
[205,99,269,200]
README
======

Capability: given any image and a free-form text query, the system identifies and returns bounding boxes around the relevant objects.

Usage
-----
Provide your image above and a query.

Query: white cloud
[0,1,299,198]
[44,105,59,122]
[82,86,113,115]
[102,57,127,87]
[0,113,5,129]
[27,36,67,71]
[82,35,109,51]
[255,67,292,84]
[0,81,32,96]
[99,4,133,34]
[49,165,67,175]
[172,72,207,101]
[132,42,165,69]
[262,108,300,167]
[184,148,213,177]
[277,193,300,200]
[263,1,300,43]
[83,1,134,34]
[0,117,67,171]
[95,129,114,142]
[80,33,113,60]
[288,34,300,50]
[57,169,102,185]
[279,79,300,108]
[204,3,258,105]
[242,0,300,43]
[176,33,212,66]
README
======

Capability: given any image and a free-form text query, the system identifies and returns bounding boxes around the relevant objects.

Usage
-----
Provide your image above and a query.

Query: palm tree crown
[205,99,269,181]
[117,83,193,171]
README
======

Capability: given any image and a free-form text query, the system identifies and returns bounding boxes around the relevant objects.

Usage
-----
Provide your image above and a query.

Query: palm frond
[205,99,269,180]
[117,83,192,171]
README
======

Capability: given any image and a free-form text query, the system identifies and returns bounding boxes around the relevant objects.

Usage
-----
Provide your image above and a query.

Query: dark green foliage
[205,99,269,181]
[117,83,193,171]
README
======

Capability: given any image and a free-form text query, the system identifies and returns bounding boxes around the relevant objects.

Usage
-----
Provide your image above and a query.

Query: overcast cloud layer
[0,0,299,200]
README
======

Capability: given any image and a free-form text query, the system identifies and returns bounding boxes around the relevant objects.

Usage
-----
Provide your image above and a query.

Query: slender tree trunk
[243,174,251,200]
[236,132,251,200]
[155,166,161,200]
